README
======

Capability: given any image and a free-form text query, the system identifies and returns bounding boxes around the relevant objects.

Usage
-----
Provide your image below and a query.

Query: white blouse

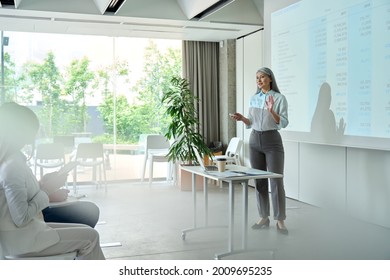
[246,89,289,131]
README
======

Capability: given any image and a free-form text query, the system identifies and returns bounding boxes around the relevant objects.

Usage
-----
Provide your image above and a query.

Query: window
[1,31,181,182]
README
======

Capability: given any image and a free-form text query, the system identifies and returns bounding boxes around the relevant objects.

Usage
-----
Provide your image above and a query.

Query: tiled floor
[74,180,390,260]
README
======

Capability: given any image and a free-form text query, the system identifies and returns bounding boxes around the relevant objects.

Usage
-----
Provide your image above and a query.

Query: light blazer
[0,152,59,256]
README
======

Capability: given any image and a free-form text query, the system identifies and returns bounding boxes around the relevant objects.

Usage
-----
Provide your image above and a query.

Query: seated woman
[0,102,105,259]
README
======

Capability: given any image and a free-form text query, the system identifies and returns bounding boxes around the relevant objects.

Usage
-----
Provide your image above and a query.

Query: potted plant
[162,76,212,165]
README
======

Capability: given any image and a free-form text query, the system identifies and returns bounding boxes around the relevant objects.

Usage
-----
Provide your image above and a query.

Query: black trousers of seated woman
[42,201,100,228]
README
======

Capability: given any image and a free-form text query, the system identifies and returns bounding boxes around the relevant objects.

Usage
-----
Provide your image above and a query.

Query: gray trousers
[249,130,286,221]
[19,223,105,260]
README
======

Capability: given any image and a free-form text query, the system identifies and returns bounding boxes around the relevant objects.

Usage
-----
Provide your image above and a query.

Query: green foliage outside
[1,40,182,144]
[18,52,65,136]
[1,53,17,102]
[97,40,181,143]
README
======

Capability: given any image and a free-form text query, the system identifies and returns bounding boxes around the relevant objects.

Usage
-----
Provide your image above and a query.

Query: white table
[180,165,283,260]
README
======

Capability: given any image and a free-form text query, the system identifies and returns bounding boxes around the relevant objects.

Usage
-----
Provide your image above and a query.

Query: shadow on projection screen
[270,0,390,150]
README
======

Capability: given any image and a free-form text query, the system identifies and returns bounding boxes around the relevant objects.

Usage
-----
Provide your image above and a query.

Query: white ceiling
[0,0,264,41]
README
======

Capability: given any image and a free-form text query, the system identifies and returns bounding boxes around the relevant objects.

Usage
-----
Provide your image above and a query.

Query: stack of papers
[206,169,273,178]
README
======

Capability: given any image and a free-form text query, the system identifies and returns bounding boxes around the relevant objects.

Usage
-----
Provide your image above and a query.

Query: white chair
[1,241,77,260]
[140,134,173,185]
[213,137,243,165]
[73,143,107,193]
[4,251,77,260]
[53,135,75,154]
[34,142,66,178]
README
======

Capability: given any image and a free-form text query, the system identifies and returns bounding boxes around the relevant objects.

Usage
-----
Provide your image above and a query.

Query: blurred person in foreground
[0,102,105,259]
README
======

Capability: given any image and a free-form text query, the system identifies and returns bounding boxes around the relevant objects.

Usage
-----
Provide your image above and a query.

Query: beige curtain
[182,41,220,145]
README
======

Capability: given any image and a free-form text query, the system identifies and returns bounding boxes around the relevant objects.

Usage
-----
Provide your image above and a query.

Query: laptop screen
[193,147,207,171]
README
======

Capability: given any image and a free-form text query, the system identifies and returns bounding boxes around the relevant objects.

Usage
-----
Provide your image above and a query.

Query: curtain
[182,41,220,145]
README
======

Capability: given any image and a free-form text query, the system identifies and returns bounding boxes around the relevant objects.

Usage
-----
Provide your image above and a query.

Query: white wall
[346,148,390,227]
[234,1,390,228]
[283,142,390,228]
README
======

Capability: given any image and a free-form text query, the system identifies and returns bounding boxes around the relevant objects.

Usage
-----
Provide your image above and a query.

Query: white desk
[180,165,283,260]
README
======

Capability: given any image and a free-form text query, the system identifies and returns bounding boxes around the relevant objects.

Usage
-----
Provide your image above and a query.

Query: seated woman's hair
[0,102,40,159]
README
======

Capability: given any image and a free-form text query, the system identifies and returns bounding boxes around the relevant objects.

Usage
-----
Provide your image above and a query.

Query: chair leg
[103,163,107,193]
[97,165,101,189]
[169,162,172,181]
[167,162,173,181]
[73,168,77,194]
[148,158,153,187]
[141,155,147,182]
[92,166,98,187]
[172,162,177,186]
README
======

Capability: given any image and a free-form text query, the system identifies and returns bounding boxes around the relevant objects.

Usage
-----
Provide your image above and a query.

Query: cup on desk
[216,158,227,172]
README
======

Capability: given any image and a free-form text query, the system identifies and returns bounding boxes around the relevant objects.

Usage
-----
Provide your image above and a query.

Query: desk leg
[192,173,197,228]
[228,180,235,252]
[181,173,197,240]
[215,180,250,260]
[242,181,248,250]
[214,180,235,260]
[216,180,276,260]
[182,173,227,242]
[204,176,208,226]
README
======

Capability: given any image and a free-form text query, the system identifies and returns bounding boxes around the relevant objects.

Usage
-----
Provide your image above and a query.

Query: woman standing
[231,67,289,234]
[0,102,105,259]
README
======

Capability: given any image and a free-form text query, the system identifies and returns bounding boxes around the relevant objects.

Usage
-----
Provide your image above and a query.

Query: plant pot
[178,165,205,191]
[204,151,222,166]
[177,153,221,191]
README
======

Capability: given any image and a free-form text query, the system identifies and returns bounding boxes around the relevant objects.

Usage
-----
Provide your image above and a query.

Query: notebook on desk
[193,148,219,171]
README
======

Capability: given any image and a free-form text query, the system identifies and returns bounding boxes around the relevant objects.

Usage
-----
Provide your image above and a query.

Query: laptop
[193,148,219,171]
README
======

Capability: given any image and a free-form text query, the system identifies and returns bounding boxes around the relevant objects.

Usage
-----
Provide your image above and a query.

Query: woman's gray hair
[0,102,40,163]
[257,67,281,93]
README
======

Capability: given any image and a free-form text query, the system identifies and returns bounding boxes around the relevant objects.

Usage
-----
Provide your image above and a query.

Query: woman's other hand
[39,171,68,195]
[230,112,243,121]
[48,188,70,203]
[230,112,251,126]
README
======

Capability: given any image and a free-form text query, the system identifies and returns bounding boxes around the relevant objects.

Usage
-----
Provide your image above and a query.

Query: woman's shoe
[251,218,270,229]
[276,222,289,235]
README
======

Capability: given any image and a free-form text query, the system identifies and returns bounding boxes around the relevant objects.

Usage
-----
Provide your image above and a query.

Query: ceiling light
[106,0,126,13]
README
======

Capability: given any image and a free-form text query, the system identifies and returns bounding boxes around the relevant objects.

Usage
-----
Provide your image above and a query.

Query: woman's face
[256,72,272,92]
